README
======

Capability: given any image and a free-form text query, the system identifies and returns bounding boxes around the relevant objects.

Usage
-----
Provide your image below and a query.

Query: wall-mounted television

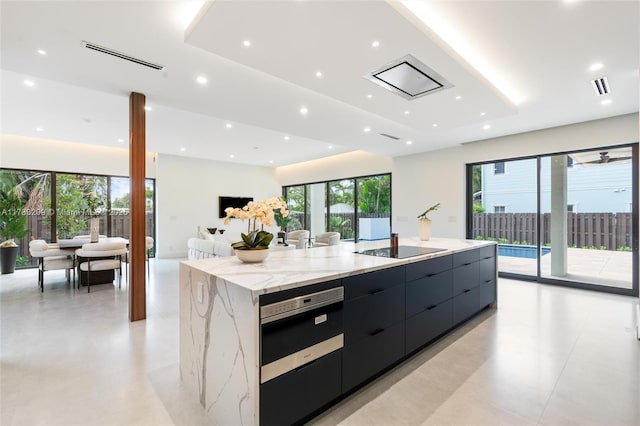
[219,196,253,218]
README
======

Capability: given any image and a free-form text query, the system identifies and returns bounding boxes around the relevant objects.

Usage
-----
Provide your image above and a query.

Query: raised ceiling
[1,1,638,167]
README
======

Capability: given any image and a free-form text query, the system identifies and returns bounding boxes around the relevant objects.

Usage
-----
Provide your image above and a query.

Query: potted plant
[417,202,440,241]
[274,202,291,245]
[223,197,289,263]
[84,186,104,242]
[0,187,30,274]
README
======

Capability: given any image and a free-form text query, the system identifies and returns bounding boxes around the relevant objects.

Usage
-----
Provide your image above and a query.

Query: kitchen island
[179,237,497,425]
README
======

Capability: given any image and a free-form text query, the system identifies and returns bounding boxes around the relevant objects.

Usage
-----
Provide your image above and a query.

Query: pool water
[498,244,551,259]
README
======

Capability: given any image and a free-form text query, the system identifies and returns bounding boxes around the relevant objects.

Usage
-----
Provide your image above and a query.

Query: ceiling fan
[574,151,632,165]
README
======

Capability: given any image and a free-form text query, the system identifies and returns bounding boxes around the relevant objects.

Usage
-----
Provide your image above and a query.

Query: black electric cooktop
[356,245,446,259]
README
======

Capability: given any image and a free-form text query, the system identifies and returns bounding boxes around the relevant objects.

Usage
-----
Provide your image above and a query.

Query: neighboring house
[481,156,632,213]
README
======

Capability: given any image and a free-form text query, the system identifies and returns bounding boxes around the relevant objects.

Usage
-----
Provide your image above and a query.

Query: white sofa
[187,226,237,260]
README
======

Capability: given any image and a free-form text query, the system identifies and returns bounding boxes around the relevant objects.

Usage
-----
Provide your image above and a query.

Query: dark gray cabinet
[342,266,405,391]
[260,350,342,426]
[259,245,497,425]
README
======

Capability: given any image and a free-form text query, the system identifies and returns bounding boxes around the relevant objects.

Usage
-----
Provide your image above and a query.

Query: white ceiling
[1,0,638,167]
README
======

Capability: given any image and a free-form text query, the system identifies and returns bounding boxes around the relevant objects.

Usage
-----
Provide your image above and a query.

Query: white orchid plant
[223,197,290,250]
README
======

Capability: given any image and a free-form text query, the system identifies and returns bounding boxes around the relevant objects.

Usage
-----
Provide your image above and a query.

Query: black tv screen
[219,196,253,218]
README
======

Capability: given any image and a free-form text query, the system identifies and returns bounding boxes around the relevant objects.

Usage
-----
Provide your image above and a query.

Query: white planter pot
[418,219,432,241]
[89,217,100,242]
[235,248,269,263]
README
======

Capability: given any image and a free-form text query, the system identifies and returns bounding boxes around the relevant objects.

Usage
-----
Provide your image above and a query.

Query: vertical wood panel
[129,92,146,322]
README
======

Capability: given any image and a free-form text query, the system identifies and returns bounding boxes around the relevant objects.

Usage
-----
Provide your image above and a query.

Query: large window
[0,168,156,267]
[467,144,638,296]
[283,173,391,242]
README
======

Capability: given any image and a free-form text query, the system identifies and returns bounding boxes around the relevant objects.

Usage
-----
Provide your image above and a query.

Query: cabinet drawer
[405,270,453,318]
[479,257,496,284]
[453,286,480,324]
[344,284,404,344]
[405,255,452,282]
[479,279,496,308]
[405,299,453,354]
[480,244,496,260]
[453,261,480,296]
[260,350,342,426]
[343,266,404,300]
[342,321,404,392]
[452,249,480,268]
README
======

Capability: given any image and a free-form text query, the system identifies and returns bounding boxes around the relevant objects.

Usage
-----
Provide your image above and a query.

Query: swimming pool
[498,244,551,259]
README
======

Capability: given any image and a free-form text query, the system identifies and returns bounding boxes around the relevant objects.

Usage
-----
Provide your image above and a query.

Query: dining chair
[75,241,128,293]
[28,240,75,292]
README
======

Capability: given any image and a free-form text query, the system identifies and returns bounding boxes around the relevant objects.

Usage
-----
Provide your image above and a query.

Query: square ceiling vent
[364,54,453,100]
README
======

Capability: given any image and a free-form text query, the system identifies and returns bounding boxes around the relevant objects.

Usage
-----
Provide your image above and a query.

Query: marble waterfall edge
[179,263,259,425]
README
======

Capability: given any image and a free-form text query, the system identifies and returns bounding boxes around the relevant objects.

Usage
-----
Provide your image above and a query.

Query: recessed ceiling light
[480,112,486,116]
[269,160,274,164]
[455,95,462,100]
[144,106,152,111]
[117,138,124,143]
[284,135,290,140]
[315,71,323,78]
[363,127,371,133]
[328,145,333,149]
[406,140,413,145]
[432,123,438,127]
[196,76,207,84]
[483,124,491,130]
[35,127,43,132]
[300,106,308,115]
[601,99,612,105]
[243,40,251,47]
[371,41,380,47]
[37,49,46,55]
[180,147,186,152]
[225,123,232,128]
[229,154,235,158]
[367,94,373,99]
[24,80,35,87]
[589,63,603,72]
[404,111,410,115]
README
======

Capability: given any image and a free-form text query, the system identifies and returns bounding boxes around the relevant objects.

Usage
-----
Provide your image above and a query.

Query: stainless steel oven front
[260,285,344,384]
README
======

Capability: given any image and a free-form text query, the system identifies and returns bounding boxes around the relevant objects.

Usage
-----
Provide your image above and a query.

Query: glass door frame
[466,143,638,297]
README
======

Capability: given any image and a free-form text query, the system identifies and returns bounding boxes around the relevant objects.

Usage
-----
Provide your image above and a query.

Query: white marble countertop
[181,237,496,296]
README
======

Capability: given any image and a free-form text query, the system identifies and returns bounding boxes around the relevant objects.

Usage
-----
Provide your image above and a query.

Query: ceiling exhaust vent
[379,133,400,140]
[591,77,610,96]
[364,54,453,100]
[82,41,165,71]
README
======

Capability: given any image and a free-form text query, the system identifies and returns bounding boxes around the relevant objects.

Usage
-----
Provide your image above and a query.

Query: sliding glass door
[468,144,637,296]
[540,147,634,290]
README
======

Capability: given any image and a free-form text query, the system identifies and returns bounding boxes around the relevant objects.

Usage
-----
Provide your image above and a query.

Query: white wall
[0,134,157,177]
[155,154,280,258]
[276,150,393,186]
[392,113,639,239]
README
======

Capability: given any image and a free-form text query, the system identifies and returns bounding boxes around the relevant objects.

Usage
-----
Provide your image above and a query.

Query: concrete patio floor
[499,247,633,290]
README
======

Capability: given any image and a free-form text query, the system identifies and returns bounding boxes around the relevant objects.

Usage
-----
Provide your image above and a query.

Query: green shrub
[475,235,484,240]
[498,238,508,244]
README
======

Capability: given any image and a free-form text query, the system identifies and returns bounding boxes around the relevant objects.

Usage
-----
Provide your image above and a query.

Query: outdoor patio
[499,247,632,290]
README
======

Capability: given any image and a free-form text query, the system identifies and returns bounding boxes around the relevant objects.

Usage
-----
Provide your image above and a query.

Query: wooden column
[129,92,146,321]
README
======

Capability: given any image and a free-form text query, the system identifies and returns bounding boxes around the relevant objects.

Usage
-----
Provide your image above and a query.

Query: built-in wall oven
[259,279,344,426]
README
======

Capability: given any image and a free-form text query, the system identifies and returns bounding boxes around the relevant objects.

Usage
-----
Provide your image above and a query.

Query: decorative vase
[89,217,100,242]
[235,249,269,263]
[0,246,19,274]
[418,219,432,241]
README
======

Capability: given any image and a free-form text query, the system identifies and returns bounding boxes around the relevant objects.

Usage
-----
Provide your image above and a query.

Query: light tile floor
[1,259,638,425]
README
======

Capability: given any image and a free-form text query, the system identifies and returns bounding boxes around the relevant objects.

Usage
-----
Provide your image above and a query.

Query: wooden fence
[472,212,632,250]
